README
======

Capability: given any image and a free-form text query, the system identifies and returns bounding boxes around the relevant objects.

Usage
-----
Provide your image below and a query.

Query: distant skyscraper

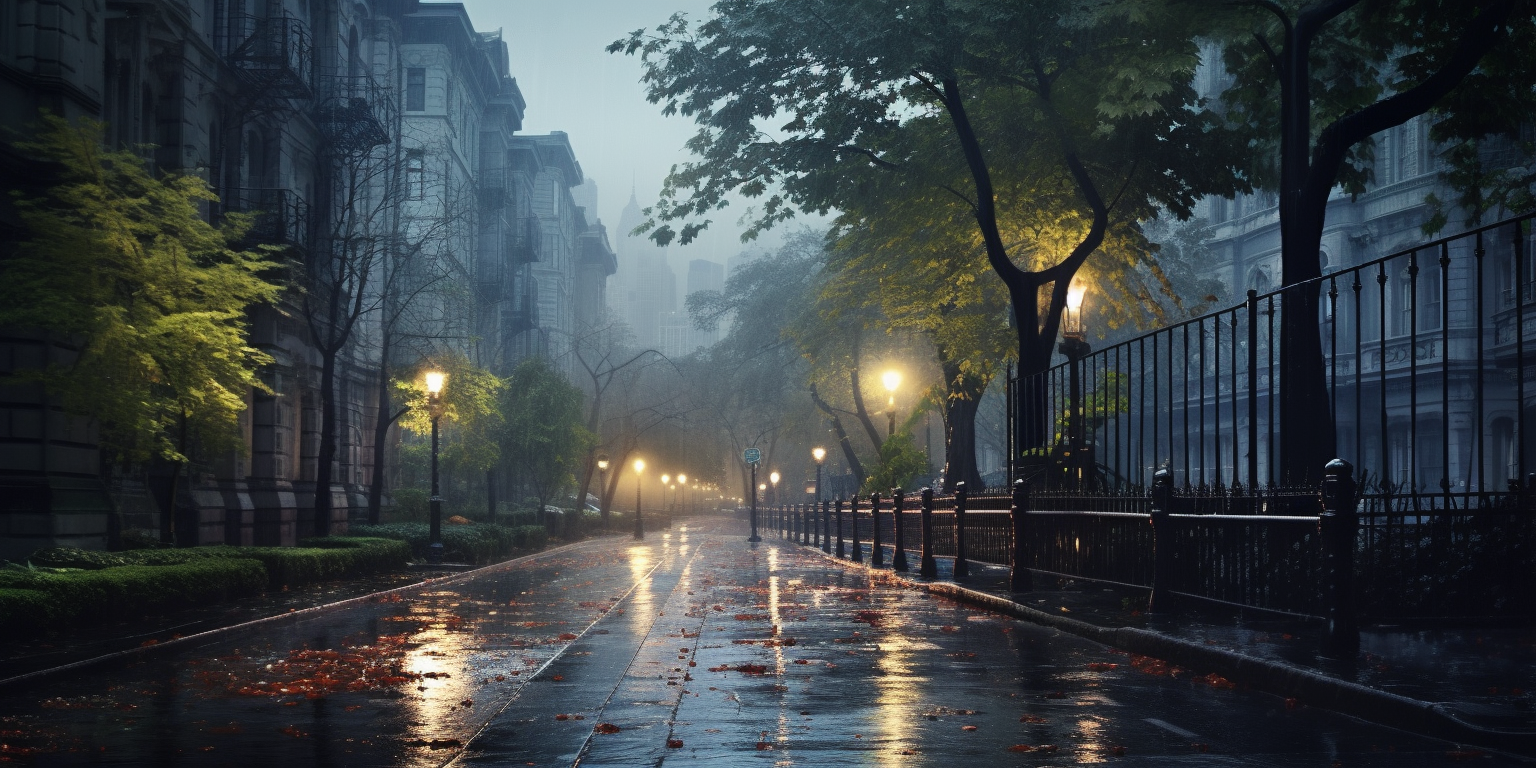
[615,189,673,349]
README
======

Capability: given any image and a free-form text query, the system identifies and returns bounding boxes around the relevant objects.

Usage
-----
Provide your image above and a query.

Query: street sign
[743,448,761,465]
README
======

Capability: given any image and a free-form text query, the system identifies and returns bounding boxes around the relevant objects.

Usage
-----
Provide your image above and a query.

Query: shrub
[23,537,411,590]
[0,558,268,631]
[350,522,547,564]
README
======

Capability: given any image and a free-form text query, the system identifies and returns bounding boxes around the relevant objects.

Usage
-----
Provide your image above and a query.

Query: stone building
[0,0,611,558]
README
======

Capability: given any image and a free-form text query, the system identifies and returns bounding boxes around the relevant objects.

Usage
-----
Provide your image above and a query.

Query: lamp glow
[881,370,902,393]
[769,471,780,485]
[661,474,670,485]
[678,474,687,484]
[424,371,446,394]
[1066,284,1086,311]
[597,458,609,471]
[812,447,826,463]
[633,458,645,474]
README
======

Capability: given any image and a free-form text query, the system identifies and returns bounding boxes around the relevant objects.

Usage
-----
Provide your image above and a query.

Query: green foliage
[0,558,268,631]
[0,116,283,463]
[499,357,593,510]
[350,523,547,564]
[861,431,930,495]
[397,351,506,474]
[23,537,411,589]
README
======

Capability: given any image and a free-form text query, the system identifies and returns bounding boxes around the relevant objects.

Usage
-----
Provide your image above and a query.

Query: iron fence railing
[1007,213,1536,514]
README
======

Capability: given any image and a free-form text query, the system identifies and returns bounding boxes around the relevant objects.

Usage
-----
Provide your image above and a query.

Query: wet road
[0,520,1522,765]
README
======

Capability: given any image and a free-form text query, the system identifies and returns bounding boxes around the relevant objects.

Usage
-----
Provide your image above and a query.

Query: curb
[789,539,1536,757]
[0,536,611,691]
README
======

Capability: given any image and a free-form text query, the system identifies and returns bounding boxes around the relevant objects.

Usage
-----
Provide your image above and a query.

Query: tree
[499,357,593,526]
[1209,0,1533,483]
[0,117,282,543]
[571,316,668,524]
[612,0,1245,457]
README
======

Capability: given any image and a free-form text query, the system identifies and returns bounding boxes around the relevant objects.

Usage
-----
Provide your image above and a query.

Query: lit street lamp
[678,474,688,515]
[633,458,646,540]
[1058,283,1092,490]
[812,447,826,503]
[596,455,610,529]
[769,470,780,506]
[661,474,671,515]
[883,369,902,438]
[425,370,447,564]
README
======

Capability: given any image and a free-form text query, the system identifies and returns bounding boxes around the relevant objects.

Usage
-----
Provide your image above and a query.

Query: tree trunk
[810,384,866,484]
[366,332,393,525]
[313,346,337,537]
[848,365,884,453]
[486,468,497,521]
[939,361,988,492]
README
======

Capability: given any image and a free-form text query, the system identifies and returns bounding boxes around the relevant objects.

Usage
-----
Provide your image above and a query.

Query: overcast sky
[459,0,781,268]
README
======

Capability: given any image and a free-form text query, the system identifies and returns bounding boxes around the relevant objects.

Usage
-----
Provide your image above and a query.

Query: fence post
[851,496,863,562]
[1148,469,1175,614]
[871,493,884,567]
[835,498,845,557]
[919,487,937,577]
[1009,479,1030,591]
[1320,458,1359,657]
[797,504,805,544]
[822,500,831,553]
[954,481,971,579]
[803,503,810,545]
[891,489,909,571]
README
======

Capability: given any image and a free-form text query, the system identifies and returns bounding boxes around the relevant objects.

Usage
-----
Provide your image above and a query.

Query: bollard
[870,493,884,567]
[822,500,831,553]
[954,482,970,578]
[1148,469,1175,614]
[802,504,810,545]
[1320,458,1359,657]
[835,498,846,557]
[891,489,909,571]
[918,487,937,578]
[1009,479,1031,591]
[851,496,863,563]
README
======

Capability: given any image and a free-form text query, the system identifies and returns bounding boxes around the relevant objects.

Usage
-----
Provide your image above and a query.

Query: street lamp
[425,370,447,564]
[661,474,670,514]
[678,474,688,515]
[812,447,826,503]
[769,470,780,506]
[882,369,902,438]
[1058,282,1092,490]
[595,455,610,530]
[633,458,646,539]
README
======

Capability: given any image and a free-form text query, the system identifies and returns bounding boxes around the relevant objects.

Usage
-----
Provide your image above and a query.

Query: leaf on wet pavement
[593,723,621,734]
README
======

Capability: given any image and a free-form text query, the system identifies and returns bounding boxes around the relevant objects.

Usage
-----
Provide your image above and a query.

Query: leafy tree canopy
[0,116,283,464]
[397,351,505,474]
[498,357,593,509]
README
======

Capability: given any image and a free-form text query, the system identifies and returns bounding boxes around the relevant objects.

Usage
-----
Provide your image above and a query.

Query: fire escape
[217,12,313,251]
[504,216,542,338]
[315,62,394,157]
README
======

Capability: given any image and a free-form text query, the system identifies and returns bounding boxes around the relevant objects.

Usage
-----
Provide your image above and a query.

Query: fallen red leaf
[1086,662,1118,672]
[1019,714,1047,724]
[755,741,772,750]
[667,739,684,748]
[1008,744,1035,752]
[594,723,621,734]
[555,714,570,721]
[961,725,978,732]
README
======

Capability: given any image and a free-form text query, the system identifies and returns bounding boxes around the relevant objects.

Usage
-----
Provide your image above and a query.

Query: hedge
[0,558,269,631]
[24,537,411,590]
[349,523,547,564]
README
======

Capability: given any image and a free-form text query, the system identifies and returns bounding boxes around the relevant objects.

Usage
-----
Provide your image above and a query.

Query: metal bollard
[851,496,863,563]
[824,500,831,551]
[1320,458,1359,657]
[891,488,909,571]
[870,493,884,567]
[835,498,846,558]
[1009,479,1030,591]
[918,487,937,578]
[953,482,970,578]
[1148,469,1175,614]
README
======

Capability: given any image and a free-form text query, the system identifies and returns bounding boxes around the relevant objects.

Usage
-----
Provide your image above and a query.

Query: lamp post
[425,370,447,564]
[633,458,646,540]
[812,447,826,503]
[678,474,688,516]
[1058,283,1092,490]
[748,459,761,542]
[596,455,610,530]
[882,370,902,438]
[769,471,780,507]
[661,474,671,516]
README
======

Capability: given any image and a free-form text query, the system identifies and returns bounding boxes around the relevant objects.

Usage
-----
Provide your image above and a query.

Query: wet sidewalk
[0,517,1526,765]
[776,530,1536,744]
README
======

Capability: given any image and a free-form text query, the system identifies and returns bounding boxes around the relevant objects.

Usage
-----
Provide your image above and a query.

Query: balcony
[222,14,313,101]
[509,217,541,265]
[502,276,540,336]
[315,73,393,155]
[223,188,309,249]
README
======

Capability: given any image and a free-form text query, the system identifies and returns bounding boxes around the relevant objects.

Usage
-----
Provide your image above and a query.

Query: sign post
[745,448,762,542]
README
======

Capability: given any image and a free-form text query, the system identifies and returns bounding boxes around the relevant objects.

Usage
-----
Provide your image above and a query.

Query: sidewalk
[775,531,1536,753]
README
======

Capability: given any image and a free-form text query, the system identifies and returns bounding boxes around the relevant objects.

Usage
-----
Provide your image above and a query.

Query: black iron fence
[761,470,1536,620]
[1007,214,1536,516]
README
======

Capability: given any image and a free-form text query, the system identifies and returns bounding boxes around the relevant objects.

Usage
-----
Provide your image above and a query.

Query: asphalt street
[0,518,1520,766]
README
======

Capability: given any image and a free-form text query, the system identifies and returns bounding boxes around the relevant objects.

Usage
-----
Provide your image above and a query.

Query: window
[406,151,424,200]
[406,68,425,111]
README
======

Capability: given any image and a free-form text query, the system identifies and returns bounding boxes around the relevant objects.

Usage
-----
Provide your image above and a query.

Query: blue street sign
[743,448,761,464]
